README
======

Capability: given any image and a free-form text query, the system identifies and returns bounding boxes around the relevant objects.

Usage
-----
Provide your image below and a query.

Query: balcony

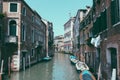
[5,36,18,44]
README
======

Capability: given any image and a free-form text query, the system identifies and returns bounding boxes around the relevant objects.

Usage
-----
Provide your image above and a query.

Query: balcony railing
[5,36,18,43]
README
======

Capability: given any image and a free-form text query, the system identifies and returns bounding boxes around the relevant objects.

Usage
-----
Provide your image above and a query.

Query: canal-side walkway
[7,53,79,80]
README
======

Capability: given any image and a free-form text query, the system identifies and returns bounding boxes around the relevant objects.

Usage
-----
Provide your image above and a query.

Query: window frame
[31,48,35,57]
[8,19,18,36]
[21,23,26,41]
[22,6,26,16]
[9,2,18,13]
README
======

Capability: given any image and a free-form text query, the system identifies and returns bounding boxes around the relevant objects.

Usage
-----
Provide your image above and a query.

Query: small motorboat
[75,61,89,71]
[43,56,52,61]
[69,55,76,59]
[69,55,78,64]
[70,58,79,64]
[79,70,96,80]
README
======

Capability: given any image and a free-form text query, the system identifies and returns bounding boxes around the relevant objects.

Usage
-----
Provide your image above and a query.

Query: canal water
[8,53,79,80]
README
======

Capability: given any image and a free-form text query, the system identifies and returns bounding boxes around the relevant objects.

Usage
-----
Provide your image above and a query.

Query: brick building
[92,0,120,79]
[73,8,88,58]
[1,0,50,72]
[79,7,95,68]
[77,0,120,79]
[48,22,54,57]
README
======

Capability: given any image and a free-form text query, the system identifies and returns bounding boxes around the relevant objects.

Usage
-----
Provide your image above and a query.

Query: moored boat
[70,58,79,64]
[75,61,89,71]
[69,55,78,64]
[69,55,76,59]
[43,56,52,61]
[79,70,96,80]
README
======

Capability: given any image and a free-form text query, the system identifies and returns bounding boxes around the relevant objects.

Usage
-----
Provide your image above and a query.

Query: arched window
[9,20,16,36]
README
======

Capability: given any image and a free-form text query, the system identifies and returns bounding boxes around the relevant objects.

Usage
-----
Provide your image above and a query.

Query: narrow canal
[8,53,79,80]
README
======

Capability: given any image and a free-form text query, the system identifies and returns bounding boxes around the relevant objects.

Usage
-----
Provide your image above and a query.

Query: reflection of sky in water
[8,53,79,80]
[52,53,79,80]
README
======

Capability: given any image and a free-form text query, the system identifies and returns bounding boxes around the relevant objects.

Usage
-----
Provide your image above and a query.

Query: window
[111,0,120,25]
[22,7,26,16]
[31,49,34,57]
[22,24,26,41]
[9,20,16,36]
[10,3,17,12]
[35,18,41,26]
[32,29,34,43]
[32,16,34,22]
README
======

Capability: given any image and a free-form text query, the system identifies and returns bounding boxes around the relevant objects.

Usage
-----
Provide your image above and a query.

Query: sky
[25,0,93,37]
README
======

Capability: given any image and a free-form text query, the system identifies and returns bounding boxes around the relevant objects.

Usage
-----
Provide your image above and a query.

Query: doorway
[109,48,117,71]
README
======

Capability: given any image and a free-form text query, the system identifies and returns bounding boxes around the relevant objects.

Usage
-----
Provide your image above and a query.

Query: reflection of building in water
[10,72,19,80]
[54,35,64,52]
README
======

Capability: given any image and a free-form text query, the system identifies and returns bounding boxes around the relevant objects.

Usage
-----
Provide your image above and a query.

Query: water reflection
[52,53,79,80]
[8,53,79,80]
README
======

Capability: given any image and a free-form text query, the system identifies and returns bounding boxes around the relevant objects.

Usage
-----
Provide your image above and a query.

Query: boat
[43,56,52,61]
[75,61,89,71]
[70,58,79,64]
[69,55,79,64]
[69,55,76,59]
[79,70,96,80]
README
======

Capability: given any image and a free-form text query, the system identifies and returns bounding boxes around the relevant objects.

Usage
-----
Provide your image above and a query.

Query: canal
[8,53,79,80]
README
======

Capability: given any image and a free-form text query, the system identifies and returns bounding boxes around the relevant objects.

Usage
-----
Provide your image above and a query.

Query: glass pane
[9,20,16,36]
[10,3,17,12]
[22,25,25,40]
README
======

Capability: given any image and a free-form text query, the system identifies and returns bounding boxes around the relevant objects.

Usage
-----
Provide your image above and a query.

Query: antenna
[69,12,71,18]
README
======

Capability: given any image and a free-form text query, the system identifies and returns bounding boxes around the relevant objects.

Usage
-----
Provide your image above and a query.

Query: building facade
[2,0,49,72]
[73,8,89,59]
[64,17,75,54]
[48,22,54,57]
[83,0,120,79]
[54,35,64,52]
[0,0,5,73]
[79,7,97,74]
[42,19,54,57]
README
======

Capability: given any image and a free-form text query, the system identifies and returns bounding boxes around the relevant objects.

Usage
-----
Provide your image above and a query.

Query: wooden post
[97,63,101,80]
[111,69,116,80]
[0,60,4,80]
[1,60,3,74]
[23,57,25,71]
[0,73,1,80]
[8,57,11,77]
[29,55,30,68]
